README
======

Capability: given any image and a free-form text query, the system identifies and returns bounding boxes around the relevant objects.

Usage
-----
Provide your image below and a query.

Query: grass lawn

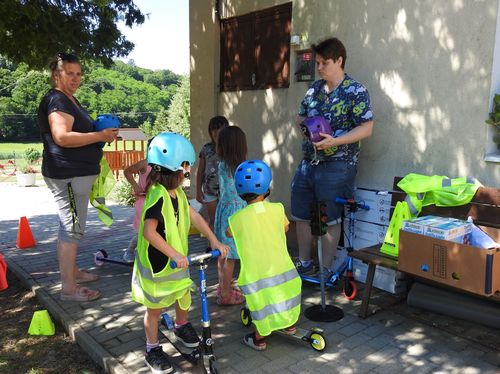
[0,141,145,156]
[0,142,42,160]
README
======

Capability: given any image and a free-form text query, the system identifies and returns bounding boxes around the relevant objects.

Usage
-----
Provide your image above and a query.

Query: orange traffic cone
[16,216,36,249]
[0,253,7,291]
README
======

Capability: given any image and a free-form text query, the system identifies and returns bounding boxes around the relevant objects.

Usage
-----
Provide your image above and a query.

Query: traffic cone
[28,310,55,336]
[16,216,36,249]
[0,253,7,291]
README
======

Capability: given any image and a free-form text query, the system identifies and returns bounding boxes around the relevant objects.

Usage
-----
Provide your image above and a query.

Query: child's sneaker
[295,260,314,275]
[145,346,174,374]
[174,322,200,348]
[244,332,267,351]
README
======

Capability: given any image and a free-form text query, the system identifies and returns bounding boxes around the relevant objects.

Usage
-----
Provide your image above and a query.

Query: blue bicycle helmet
[93,114,120,131]
[234,160,272,196]
[147,132,195,172]
[93,114,120,147]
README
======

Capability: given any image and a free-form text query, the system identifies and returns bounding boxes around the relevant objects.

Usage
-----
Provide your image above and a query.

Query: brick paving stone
[2,183,499,374]
[109,338,144,356]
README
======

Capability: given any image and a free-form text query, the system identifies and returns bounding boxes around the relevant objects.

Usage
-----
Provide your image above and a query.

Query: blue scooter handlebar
[170,249,221,269]
[335,197,370,211]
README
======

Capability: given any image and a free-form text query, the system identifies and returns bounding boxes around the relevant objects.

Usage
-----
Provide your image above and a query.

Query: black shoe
[174,322,200,348]
[145,346,174,374]
[295,261,315,275]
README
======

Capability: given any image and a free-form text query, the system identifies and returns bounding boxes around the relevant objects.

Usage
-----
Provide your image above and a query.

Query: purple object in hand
[300,116,332,142]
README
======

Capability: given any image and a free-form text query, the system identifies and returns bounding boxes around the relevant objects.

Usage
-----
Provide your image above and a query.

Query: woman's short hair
[312,37,346,69]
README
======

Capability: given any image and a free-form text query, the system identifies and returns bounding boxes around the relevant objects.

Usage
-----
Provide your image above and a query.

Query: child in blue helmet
[130,132,229,374]
[227,160,302,351]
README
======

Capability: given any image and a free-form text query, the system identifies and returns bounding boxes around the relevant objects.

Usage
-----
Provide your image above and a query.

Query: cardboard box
[398,230,500,296]
[351,188,392,224]
[353,259,407,294]
[402,215,472,244]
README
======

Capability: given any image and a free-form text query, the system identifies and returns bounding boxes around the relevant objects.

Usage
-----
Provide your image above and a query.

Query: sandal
[60,286,101,302]
[281,325,297,335]
[217,289,245,306]
[216,279,240,296]
[76,270,99,284]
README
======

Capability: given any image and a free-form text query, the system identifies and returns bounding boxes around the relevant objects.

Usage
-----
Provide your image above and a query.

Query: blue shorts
[291,159,357,225]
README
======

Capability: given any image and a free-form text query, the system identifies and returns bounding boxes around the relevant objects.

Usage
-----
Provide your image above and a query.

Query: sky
[118,0,189,74]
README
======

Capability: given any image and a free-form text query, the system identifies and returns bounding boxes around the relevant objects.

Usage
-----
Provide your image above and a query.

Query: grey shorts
[44,175,97,243]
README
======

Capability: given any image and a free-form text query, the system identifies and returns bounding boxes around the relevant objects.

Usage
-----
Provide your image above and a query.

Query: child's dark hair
[208,116,229,143]
[239,190,270,202]
[146,168,184,191]
[146,161,190,191]
[217,126,247,176]
[239,193,259,202]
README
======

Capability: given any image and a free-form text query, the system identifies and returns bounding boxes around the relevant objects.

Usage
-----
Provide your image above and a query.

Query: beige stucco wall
[190,0,499,211]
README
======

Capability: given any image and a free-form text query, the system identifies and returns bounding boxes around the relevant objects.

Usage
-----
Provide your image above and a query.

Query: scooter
[160,250,221,374]
[239,307,327,351]
[93,249,134,268]
[300,197,370,300]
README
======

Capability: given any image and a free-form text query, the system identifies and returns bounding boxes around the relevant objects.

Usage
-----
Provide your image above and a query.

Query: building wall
[190,0,500,212]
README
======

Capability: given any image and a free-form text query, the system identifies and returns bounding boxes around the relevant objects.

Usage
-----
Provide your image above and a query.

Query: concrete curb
[6,257,130,374]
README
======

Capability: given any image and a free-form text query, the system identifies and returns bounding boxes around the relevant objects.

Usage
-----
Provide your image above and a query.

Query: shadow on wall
[194,0,498,191]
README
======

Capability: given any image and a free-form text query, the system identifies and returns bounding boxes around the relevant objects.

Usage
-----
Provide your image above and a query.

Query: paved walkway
[0,182,499,374]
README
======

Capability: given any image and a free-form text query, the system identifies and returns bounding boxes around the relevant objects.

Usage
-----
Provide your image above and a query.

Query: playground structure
[103,128,148,178]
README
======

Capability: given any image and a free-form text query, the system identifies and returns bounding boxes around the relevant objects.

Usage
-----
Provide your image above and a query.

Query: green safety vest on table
[229,201,301,337]
[380,173,481,257]
[131,184,193,310]
[397,173,481,217]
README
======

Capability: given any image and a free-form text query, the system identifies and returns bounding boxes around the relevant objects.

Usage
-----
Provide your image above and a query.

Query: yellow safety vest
[397,173,481,217]
[228,201,301,337]
[131,183,193,310]
[89,157,115,226]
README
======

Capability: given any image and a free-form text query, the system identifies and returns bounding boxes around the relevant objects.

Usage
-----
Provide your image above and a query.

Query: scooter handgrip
[170,249,221,269]
[335,197,370,211]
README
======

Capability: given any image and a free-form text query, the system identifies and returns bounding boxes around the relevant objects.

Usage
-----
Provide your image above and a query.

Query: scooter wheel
[240,307,252,327]
[94,249,108,267]
[310,332,326,352]
[343,278,357,300]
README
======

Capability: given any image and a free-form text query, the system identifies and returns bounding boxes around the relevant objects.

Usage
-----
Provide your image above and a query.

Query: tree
[166,75,190,138]
[0,0,145,69]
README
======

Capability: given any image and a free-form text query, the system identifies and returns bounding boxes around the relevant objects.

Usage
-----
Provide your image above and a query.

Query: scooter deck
[94,250,134,267]
[300,274,337,288]
[159,323,201,364]
[274,326,323,340]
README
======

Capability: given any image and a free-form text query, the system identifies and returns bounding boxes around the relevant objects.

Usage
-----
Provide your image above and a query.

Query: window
[220,3,292,91]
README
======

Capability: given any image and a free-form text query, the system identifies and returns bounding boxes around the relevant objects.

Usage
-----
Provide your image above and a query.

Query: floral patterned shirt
[298,74,373,165]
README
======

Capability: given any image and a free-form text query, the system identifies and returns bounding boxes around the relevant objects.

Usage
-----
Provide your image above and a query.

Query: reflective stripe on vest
[135,258,189,282]
[239,268,299,295]
[251,294,302,321]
